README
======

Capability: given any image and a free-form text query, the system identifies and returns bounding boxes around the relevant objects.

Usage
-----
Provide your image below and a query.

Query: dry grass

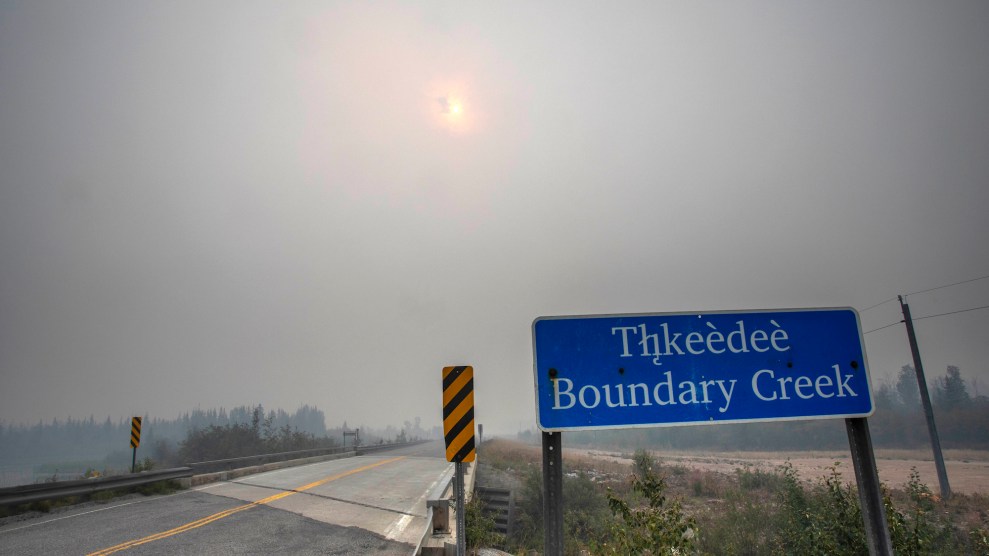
[478,438,989,554]
[562,445,989,495]
[482,438,633,477]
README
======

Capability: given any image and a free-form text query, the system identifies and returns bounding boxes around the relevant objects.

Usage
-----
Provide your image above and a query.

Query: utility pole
[899,295,951,499]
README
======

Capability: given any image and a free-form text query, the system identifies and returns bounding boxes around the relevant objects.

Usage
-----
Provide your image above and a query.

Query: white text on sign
[611,319,790,365]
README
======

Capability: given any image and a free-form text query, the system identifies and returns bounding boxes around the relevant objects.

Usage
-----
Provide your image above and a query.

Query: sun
[440,97,463,118]
[428,83,478,134]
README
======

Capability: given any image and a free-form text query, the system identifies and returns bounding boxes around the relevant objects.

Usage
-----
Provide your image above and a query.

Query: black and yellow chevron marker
[130,416,142,448]
[442,366,475,463]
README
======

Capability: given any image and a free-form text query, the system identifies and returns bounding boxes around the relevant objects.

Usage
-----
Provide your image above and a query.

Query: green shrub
[701,489,772,555]
[563,471,611,549]
[692,479,704,497]
[770,462,972,555]
[506,466,612,555]
[133,456,155,472]
[597,468,697,555]
[136,479,181,496]
[633,449,656,478]
[771,462,867,555]
[969,527,989,555]
[885,468,955,555]
[465,496,503,550]
[735,466,783,492]
[508,466,545,551]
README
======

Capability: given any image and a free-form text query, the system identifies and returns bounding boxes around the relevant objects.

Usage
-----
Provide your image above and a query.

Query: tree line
[559,365,989,451]
[0,404,330,470]
[0,404,438,478]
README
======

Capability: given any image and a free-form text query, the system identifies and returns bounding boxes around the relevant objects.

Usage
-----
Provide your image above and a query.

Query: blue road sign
[532,308,874,431]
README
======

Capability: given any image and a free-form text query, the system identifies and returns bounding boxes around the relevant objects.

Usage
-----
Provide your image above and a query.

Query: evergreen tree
[933,366,971,410]
[897,365,920,408]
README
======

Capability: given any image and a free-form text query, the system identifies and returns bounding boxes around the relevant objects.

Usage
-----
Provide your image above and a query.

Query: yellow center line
[87,456,406,556]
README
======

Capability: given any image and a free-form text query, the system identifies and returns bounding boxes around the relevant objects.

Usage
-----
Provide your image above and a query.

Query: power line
[862,273,989,313]
[864,321,903,334]
[904,274,989,298]
[866,304,989,333]
[913,304,989,322]
[860,297,897,313]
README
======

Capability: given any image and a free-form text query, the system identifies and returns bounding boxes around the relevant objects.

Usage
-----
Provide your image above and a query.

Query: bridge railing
[416,459,476,556]
[1,440,429,508]
[187,445,353,474]
[0,467,193,507]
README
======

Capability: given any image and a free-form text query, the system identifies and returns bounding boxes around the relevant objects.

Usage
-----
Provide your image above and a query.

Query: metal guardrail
[0,467,193,507]
[1,439,431,510]
[414,459,479,555]
[187,446,352,474]
[187,440,429,474]
[356,440,429,456]
[414,465,456,556]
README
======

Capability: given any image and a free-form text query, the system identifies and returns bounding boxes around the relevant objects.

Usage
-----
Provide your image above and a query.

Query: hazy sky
[2,2,988,435]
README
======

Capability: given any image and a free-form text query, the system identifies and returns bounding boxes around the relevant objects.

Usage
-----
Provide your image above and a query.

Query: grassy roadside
[470,438,989,555]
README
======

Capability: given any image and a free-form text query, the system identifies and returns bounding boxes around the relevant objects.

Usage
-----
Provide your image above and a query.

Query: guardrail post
[427,499,451,534]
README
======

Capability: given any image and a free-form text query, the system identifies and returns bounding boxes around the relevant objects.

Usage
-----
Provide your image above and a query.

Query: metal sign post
[846,417,893,555]
[542,431,563,555]
[455,461,466,556]
[442,365,476,556]
[532,308,890,556]
[343,428,360,448]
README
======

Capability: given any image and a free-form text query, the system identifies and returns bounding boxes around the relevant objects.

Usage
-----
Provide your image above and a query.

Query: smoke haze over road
[2,2,988,434]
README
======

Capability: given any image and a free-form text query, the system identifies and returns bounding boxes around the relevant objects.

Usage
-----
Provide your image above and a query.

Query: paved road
[0,441,451,555]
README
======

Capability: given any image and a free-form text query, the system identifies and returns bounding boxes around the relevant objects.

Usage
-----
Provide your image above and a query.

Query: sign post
[532,308,890,555]
[130,416,142,473]
[442,365,476,556]
[343,428,360,448]
[542,430,563,555]
[846,417,893,554]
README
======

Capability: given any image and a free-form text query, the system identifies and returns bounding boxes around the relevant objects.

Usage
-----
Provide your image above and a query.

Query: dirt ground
[569,447,989,496]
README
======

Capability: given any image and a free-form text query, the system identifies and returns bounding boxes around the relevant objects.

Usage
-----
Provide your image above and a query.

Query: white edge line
[0,483,225,535]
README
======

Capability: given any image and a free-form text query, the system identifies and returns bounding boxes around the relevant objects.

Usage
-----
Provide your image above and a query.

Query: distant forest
[3,366,985,481]
[0,404,437,474]
[540,365,989,451]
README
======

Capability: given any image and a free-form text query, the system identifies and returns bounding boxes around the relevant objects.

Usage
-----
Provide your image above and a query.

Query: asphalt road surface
[0,441,451,555]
